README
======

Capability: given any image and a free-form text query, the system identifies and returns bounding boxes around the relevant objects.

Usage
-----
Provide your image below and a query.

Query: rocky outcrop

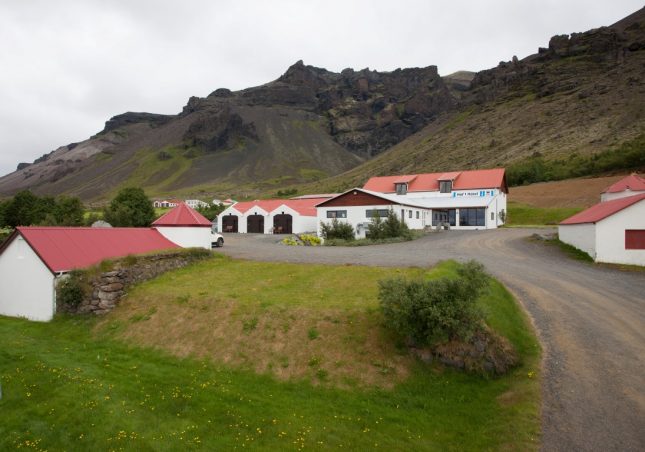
[102,112,175,133]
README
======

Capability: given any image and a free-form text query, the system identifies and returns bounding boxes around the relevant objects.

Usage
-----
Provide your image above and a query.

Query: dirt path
[218,230,645,451]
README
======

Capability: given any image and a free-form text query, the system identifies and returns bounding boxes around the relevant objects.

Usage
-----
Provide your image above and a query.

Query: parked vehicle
[211,232,224,248]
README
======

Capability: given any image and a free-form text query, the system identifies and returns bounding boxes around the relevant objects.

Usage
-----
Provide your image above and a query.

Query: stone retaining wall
[57,250,210,315]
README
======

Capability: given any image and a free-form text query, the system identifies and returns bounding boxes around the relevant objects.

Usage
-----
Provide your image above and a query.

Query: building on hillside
[152,202,213,249]
[600,174,645,202]
[153,199,182,208]
[559,194,645,265]
[316,169,508,238]
[0,227,179,321]
[184,199,210,209]
[217,198,327,234]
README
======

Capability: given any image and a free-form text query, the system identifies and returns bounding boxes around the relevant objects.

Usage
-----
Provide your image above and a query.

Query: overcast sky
[0,0,642,177]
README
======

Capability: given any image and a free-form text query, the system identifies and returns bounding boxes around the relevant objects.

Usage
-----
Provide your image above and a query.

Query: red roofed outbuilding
[559,194,645,265]
[600,174,645,202]
[0,227,179,321]
[153,202,214,249]
[217,197,331,234]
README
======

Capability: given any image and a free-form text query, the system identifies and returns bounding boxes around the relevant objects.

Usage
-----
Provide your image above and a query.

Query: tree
[3,190,41,227]
[52,196,85,226]
[103,187,155,227]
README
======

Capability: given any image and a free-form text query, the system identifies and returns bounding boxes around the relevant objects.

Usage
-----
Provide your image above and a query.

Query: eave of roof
[560,193,645,225]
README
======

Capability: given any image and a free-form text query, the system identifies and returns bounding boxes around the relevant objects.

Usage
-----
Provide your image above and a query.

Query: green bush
[281,237,301,246]
[320,219,355,241]
[57,271,87,308]
[299,234,321,246]
[367,209,411,239]
[378,261,489,345]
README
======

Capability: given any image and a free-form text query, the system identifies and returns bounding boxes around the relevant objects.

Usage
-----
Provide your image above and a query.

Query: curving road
[218,229,645,451]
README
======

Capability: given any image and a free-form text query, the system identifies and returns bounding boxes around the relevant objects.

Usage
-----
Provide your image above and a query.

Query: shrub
[57,271,88,308]
[320,219,354,241]
[281,237,301,246]
[378,261,489,345]
[299,234,321,246]
[367,209,411,239]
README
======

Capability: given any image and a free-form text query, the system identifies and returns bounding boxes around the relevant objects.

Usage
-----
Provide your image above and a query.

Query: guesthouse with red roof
[317,169,508,238]
[559,194,645,266]
[0,202,217,322]
[600,173,645,202]
[217,197,331,234]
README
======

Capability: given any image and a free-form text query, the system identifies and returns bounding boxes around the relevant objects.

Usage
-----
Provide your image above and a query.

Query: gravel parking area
[219,229,645,451]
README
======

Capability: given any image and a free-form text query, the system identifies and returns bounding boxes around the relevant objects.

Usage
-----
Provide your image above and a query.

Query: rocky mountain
[1,7,643,201]
[299,7,645,193]
[0,59,456,201]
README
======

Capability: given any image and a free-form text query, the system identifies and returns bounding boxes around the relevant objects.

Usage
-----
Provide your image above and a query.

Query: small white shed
[559,194,645,265]
[0,227,179,321]
[152,202,213,249]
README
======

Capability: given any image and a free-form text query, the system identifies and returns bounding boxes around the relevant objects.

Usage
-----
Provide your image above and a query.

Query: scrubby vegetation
[366,209,411,240]
[379,261,488,345]
[507,135,645,186]
[0,190,85,227]
[56,271,87,308]
[103,187,155,227]
[320,218,355,241]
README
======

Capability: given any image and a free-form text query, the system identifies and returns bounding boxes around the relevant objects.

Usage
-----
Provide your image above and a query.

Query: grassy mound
[0,258,541,450]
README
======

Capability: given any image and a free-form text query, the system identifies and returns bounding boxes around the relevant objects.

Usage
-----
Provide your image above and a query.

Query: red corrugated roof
[602,174,645,193]
[11,227,179,273]
[438,171,462,181]
[393,175,417,184]
[153,202,212,227]
[230,198,321,216]
[560,194,645,225]
[363,168,507,193]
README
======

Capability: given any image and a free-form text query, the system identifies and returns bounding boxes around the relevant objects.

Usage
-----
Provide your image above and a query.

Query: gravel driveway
[218,229,645,451]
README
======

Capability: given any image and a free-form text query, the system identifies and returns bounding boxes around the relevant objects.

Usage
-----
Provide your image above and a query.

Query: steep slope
[299,7,645,194]
[0,62,454,201]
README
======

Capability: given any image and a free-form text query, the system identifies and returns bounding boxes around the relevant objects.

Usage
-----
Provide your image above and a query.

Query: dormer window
[395,183,408,195]
[439,181,452,193]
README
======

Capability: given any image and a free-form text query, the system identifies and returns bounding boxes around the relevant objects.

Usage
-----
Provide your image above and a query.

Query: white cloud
[0,0,641,176]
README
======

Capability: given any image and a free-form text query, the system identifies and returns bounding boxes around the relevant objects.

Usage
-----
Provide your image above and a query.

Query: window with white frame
[326,210,347,219]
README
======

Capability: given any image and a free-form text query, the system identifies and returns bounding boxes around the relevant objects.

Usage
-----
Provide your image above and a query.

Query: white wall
[0,236,56,321]
[218,207,244,233]
[155,227,212,249]
[269,205,318,234]
[601,190,644,202]
[595,201,645,265]
[317,204,428,239]
[558,223,597,259]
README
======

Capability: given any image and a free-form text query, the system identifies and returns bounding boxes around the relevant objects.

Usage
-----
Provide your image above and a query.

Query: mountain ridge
[1,7,644,201]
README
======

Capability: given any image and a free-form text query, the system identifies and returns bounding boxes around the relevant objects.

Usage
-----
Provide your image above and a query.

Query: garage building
[218,198,327,234]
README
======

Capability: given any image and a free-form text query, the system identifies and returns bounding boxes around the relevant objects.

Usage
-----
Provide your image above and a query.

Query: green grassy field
[507,201,582,226]
[0,259,541,450]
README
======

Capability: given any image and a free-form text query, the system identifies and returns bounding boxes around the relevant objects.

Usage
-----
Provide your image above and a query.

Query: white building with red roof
[559,194,645,265]
[600,173,645,202]
[317,169,508,238]
[0,227,179,321]
[217,197,329,234]
[0,203,219,321]
[153,202,213,249]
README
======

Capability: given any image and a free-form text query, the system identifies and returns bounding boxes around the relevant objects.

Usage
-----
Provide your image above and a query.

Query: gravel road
[218,229,645,451]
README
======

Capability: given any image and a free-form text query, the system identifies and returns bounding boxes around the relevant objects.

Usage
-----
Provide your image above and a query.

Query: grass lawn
[507,201,582,226]
[0,259,541,450]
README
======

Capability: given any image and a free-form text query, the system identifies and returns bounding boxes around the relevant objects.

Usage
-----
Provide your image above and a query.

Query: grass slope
[1,259,540,450]
[507,202,582,226]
